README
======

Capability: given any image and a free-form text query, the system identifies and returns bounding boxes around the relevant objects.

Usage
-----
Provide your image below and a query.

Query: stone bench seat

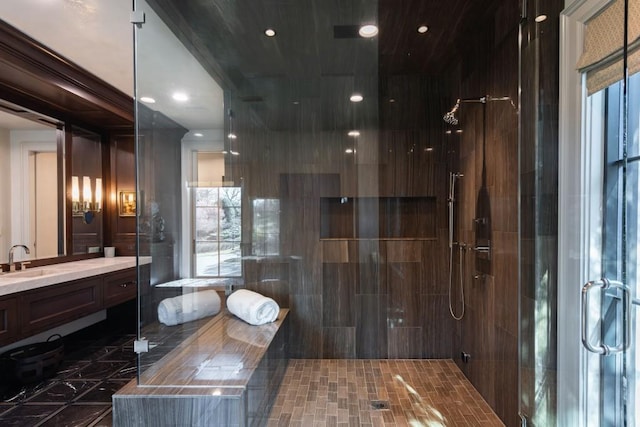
[113,308,289,427]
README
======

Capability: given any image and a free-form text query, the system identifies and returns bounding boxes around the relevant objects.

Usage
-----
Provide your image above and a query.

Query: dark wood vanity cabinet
[0,265,147,347]
[19,277,103,336]
[0,297,18,346]
[104,268,137,308]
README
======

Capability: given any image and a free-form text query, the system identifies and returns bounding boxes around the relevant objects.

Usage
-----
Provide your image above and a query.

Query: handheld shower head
[443,99,460,125]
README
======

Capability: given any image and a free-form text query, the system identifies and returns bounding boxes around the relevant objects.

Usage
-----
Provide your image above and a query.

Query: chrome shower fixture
[443,95,513,125]
[443,100,461,125]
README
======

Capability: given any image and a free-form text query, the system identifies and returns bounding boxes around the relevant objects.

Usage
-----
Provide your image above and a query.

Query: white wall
[0,129,10,262]
[9,129,57,262]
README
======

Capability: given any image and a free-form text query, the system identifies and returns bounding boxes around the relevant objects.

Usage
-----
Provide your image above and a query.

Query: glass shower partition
[130,0,523,426]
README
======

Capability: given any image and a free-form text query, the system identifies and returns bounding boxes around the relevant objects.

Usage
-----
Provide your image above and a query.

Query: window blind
[576,0,640,94]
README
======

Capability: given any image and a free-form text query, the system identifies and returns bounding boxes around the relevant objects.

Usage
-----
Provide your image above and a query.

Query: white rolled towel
[157,290,221,326]
[226,289,280,326]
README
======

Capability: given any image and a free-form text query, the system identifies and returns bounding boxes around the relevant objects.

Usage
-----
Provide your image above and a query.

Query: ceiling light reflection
[264,28,276,37]
[140,96,156,103]
[350,93,363,102]
[348,130,360,137]
[417,25,429,34]
[358,24,378,38]
[172,92,189,102]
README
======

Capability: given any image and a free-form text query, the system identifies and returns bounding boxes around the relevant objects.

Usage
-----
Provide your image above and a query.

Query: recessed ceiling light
[292,101,300,105]
[172,92,189,102]
[194,132,203,137]
[264,28,276,37]
[535,14,547,22]
[230,151,240,156]
[417,25,429,34]
[228,132,237,139]
[350,93,364,102]
[456,129,463,133]
[425,147,434,152]
[345,148,355,154]
[389,98,396,103]
[348,130,360,137]
[358,24,378,38]
[445,130,452,134]
[140,96,156,104]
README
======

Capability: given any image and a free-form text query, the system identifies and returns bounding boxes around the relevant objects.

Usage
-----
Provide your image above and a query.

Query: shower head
[443,99,460,125]
[443,96,495,125]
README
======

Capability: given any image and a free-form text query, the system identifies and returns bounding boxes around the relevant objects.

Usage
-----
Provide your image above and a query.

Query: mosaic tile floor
[1,322,504,426]
[267,359,504,427]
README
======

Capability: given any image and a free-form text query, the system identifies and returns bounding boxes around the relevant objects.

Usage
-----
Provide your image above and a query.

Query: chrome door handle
[581,278,630,355]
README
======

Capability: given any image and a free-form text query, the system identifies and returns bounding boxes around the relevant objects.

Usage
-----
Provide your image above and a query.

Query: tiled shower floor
[1,324,503,426]
[267,359,504,426]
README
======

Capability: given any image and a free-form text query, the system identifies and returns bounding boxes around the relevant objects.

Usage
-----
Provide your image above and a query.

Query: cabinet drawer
[104,268,137,308]
[0,297,18,346]
[20,277,103,335]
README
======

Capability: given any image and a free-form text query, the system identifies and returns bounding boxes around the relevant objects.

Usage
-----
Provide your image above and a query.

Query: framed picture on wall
[119,191,136,217]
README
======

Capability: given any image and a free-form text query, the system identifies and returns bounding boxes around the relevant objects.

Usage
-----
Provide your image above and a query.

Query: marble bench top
[115,308,289,398]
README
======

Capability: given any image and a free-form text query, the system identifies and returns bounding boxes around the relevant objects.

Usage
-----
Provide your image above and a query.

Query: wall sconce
[72,175,102,223]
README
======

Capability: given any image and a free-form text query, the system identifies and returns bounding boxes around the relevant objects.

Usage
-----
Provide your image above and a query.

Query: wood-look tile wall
[223,1,535,425]
[229,76,454,361]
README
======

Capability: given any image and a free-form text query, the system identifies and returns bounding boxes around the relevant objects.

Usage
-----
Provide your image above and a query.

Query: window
[193,187,242,277]
[252,198,280,256]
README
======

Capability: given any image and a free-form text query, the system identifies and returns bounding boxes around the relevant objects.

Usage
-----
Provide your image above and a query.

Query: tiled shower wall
[234,103,455,360]
[446,0,522,426]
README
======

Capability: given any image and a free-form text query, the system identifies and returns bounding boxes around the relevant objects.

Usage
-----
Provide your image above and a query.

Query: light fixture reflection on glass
[345,148,355,154]
[194,132,203,137]
[228,132,237,139]
[230,151,240,156]
[172,92,189,102]
[264,28,276,37]
[72,175,102,223]
[348,130,360,137]
[350,93,364,102]
[535,14,547,22]
[445,130,452,134]
[455,129,463,133]
[417,25,429,33]
[359,24,378,38]
[425,147,434,152]
[140,96,156,103]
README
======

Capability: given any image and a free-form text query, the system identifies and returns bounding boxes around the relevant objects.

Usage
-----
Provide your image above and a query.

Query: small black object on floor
[0,301,137,427]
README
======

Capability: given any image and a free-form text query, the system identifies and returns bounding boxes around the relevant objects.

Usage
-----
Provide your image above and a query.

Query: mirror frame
[0,19,134,266]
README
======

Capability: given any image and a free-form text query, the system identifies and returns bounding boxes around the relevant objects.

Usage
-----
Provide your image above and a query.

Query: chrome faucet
[7,245,30,272]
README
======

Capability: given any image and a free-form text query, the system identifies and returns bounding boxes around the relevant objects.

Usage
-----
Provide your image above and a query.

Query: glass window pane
[195,187,219,207]
[195,241,219,276]
[629,73,640,158]
[219,243,241,277]
[195,207,218,240]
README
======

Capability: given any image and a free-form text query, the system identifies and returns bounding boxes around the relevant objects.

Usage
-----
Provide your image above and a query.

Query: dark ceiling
[145,0,502,132]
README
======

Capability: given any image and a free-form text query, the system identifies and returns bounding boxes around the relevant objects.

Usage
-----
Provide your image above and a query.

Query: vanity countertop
[0,256,151,297]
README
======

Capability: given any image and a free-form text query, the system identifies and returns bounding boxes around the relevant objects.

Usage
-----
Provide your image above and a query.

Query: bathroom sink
[0,268,68,279]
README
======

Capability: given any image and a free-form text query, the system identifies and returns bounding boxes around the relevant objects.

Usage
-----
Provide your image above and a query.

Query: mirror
[0,105,64,263]
[0,103,106,263]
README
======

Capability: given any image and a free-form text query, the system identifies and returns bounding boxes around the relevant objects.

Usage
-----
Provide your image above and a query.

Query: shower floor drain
[370,400,391,410]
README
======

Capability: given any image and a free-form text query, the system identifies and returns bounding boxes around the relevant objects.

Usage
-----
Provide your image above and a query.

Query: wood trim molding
[0,19,133,129]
